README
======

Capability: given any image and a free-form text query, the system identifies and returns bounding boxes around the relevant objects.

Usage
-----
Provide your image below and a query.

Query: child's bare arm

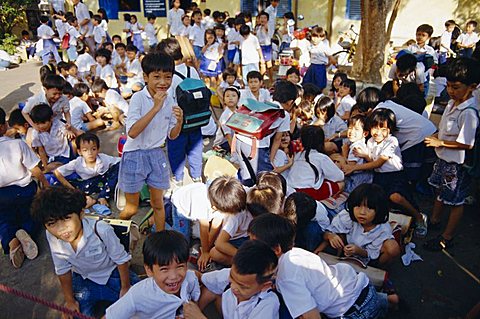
[168,106,184,140]
[117,262,131,297]
[58,272,79,317]
[31,165,49,188]
[37,146,49,171]
[54,170,75,189]
[85,112,96,122]
[299,308,322,319]
[425,136,474,150]
[269,131,284,165]
[22,111,36,129]
[198,219,212,271]
[214,230,237,257]
[343,157,387,175]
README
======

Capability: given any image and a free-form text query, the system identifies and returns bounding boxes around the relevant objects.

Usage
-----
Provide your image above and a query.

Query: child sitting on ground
[30,104,81,172]
[121,44,145,98]
[7,109,34,147]
[216,68,241,105]
[105,230,200,318]
[238,71,271,106]
[69,83,105,132]
[336,78,357,121]
[272,131,294,178]
[329,72,348,104]
[91,79,128,128]
[388,52,426,95]
[54,133,120,208]
[31,187,137,317]
[95,48,118,90]
[312,96,347,154]
[246,185,284,216]
[248,213,399,319]
[191,240,279,318]
[317,183,401,267]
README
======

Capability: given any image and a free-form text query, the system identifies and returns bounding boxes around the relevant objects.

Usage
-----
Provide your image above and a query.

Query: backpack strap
[173,66,192,80]
[94,219,104,244]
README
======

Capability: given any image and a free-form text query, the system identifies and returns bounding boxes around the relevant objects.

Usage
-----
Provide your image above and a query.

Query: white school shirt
[93,25,106,44]
[277,248,369,318]
[273,149,290,179]
[375,100,437,151]
[24,92,70,121]
[76,52,96,73]
[227,29,241,50]
[347,139,368,164]
[126,58,144,87]
[388,62,426,85]
[50,0,65,13]
[219,80,241,89]
[37,24,55,40]
[264,4,278,36]
[202,268,280,319]
[203,42,221,61]
[130,22,143,34]
[456,32,479,47]
[0,137,39,188]
[55,19,66,39]
[220,210,253,240]
[290,38,311,67]
[366,135,403,173]
[57,153,120,180]
[202,16,215,30]
[105,89,129,114]
[313,201,331,230]
[144,23,158,46]
[309,40,332,65]
[168,63,201,103]
[66,75,79,87]
[408,43,438,64]
[100,19,108,32]
[323,115,347,138]
[287,150,344,189]
[105,271,200,319]
[171,183,215,222]
[167,8,185,36]
[123,87,178,152]
[112,53,128,67]
[75,2,93,37]
[440,31,453,52]
[337,95,356,118]
[436,97,479,164]
[178,24,191,37]
[98,64,118,89]
[213,107,235,146]
[256,25,274,46]
[238,88,272,106]
[31,119,70,159]
[124,21,132,38]
[189,24,205,47]
[327,210,394,260]
[69,96,91,130]
[240,35,261,65]
[46,218,131,284]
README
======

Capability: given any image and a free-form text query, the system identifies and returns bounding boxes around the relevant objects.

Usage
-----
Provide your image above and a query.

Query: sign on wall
[143,0,167,17]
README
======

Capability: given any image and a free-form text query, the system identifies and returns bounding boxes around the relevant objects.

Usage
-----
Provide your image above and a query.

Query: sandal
[15,229,38,260]
[414,213,428,238]
[423,235,453,252]
[9,244,25,269]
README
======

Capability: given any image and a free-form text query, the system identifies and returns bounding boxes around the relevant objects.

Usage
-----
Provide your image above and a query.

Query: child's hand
[64,128,76,141]
[183,302,207,319]
[98,198,109,207]
[197,251,211,271]
[329,234,345,249]
[424,136,443,148]
[342,164,356,176]
[352,146,368,158]
[63,300,80,319]
[172,106,184,123]
[287,154,294,167]
[119,286,130,298]
[153,91,168,111]
[344,244,359,256]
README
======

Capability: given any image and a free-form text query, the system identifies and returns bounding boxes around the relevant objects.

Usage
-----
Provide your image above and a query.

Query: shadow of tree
[0,82,36,113]
[454,0,480,25]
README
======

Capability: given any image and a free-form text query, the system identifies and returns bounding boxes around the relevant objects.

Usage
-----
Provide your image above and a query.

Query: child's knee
[382,239,401,259]
[389,193,403,203]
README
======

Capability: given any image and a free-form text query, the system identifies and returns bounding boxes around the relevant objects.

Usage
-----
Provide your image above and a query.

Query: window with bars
[240,0,292,17]
[346,0,361,20]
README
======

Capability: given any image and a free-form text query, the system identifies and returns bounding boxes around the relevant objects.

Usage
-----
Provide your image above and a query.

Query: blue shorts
[229,236,249,248]
[260,45,273,62]
[428,159,471,206]
[118,148,170,193]
[193,45,203,60]
[337,284,388,319]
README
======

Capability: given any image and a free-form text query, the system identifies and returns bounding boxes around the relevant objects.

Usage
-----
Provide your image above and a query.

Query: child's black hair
[379,81,394,102]
[240,24,251,36]
[272,80,298,103]
[43,74,65,90]
[233,240,278,284]
[191,9,202,19]
[204,8,211,16]
[445,57,480,86]
[123,13,131,21]
[286,66,300,78]
[226,17,235,28]
[346,183,389,224]
[67,15,77,24]
[112,34,122,42]
[466,20,478,28]
[8,109,28,127]
[62,82,74,96]
[246,70,262,82]
[340,78,356,97]
[234,17,245,26]
[143,230,189,268]
[367,108,397,132]
[223,86,240,98]
[416,24,433,37]
[102,42,114,50]
[141,52,175,75]
[40,64,57,84]
[95,48,112,64]
[396,53,417,73]
[91,78,109,93]
[397,93,426,115]
[257,11,269,20]
[126,44,138,53]
[31,187,86,224]
[248,213,295,253]
[39,15,50,24]
[347,113,367,130]
[204,29,216,45]
[357,87,381,113]
[21,30,29,36]
[331,72,348,93]
[302,83,321,99]
[0,107,6,125]
[445,20,456,27]
[300,125,325,183]
[130,14,138,22]
[115,42,126,50]
[76,132,100,149]
[147,14,156,21]
[73,83,90,97]
[97,8,109,22]
[93,14,102,24]
[283,192,316,229]
[222,67,237,81]
[30,104,53,123]
[283,11,294,20]
[314,96,335,123]
[57,61,69,73]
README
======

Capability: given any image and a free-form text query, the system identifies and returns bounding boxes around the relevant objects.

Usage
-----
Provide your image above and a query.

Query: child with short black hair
[248,213,398,319]
[424,57,480,251]
[145,14,159,51]
[189,10,206,68]
[96,48,118,90]
[31,187,136,317]
[199,29,223,87]
[93,14,107,49]
[69,83,105,131]
[192,240,279,318]
[105,230,200,318]
[121,44,145,98]
[91,78,129,125]
[456,20,478,58]
[54,132,120,207]
[319,183,401,266]
[313,96,347,153]
[329,72,348,103]
[118,53,183,231]
[239,25,264,84]
[238,70,271,105]
[216,68,241,105]
[37,15,62,65]
[66,62,81,87]
[286,66,301,84]
[388,52,427,95]
[408,24,437,63]
[213,86,240,151]
[129,15,145,53]
[256,10,275,85]
[336,78,357,120]
[8,109,33,147]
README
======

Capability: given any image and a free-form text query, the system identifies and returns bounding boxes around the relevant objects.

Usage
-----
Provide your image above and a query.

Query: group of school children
[1,2,480,318]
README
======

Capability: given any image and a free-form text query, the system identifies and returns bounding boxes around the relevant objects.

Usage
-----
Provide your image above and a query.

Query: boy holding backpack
[424,58,480,251]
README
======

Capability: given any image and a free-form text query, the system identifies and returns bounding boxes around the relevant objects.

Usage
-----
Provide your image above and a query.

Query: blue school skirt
[260,45,273,61]
[303,63,327,90]
[199,57,222,77]
[227,48,238,63]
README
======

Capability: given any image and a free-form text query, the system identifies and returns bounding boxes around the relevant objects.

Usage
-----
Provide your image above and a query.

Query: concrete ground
[0,62,479,319]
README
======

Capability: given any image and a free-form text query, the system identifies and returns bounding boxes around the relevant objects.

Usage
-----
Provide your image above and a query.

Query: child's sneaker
[414,213,428,238]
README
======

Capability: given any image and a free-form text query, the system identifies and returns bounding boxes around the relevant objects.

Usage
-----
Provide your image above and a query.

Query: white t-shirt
[220,211,253,240]
[66,75,79,87]
[37,24,55,40]
[375,100,437,151]
[309,40,332,65]
[130,22,143,35]
[313,201,331,230]
[440,31,453,52]
[93,25,106,44]
[167,8,185,36]
[240,35,261,65]
[456,32,480,47]
[144,23,158,46]
[24,92,70,122]
[177,24,191,37]
[31,119,70,159]
[337,95,356,118]
[287,150,344,189]
[327,210,394,259]
[273,149,290,179]
[256,25,274,46]
[69,96,91,130]
[436,97,479,164]
[55,19,66,39]
[203,42,222,61]
[126,58,144,87]
[213,107,235,146]
[264,4,278,37]
[189,24,205,47]
[0,137,39,188]
[56,153,120,180]
[366,135,403,173]
[171,183,215,222]
[277,248,369,318]
[76,53,96,74]
[238,88,272,106]
[202,268,280,319]
[105,271,200,319]
[105,89,129,114]
[227,29,241,50]
[290,38,311,67]
[347,139,368,164]
[98,64,118,89]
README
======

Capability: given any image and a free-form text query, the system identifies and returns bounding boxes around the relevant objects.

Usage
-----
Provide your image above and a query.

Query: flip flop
[9,244,25,269]
[92,204,112,216]
[15,229,38,260]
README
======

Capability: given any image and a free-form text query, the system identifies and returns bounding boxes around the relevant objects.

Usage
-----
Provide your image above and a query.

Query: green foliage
[0,34,19,55]
[0,0,35,37]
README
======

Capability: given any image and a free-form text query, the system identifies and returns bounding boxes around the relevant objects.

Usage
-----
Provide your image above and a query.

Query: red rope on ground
[0,283,95,319]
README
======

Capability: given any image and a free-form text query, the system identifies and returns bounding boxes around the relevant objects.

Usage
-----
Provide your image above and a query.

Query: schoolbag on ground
[175,67,212,132]
[226,98,285,158]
